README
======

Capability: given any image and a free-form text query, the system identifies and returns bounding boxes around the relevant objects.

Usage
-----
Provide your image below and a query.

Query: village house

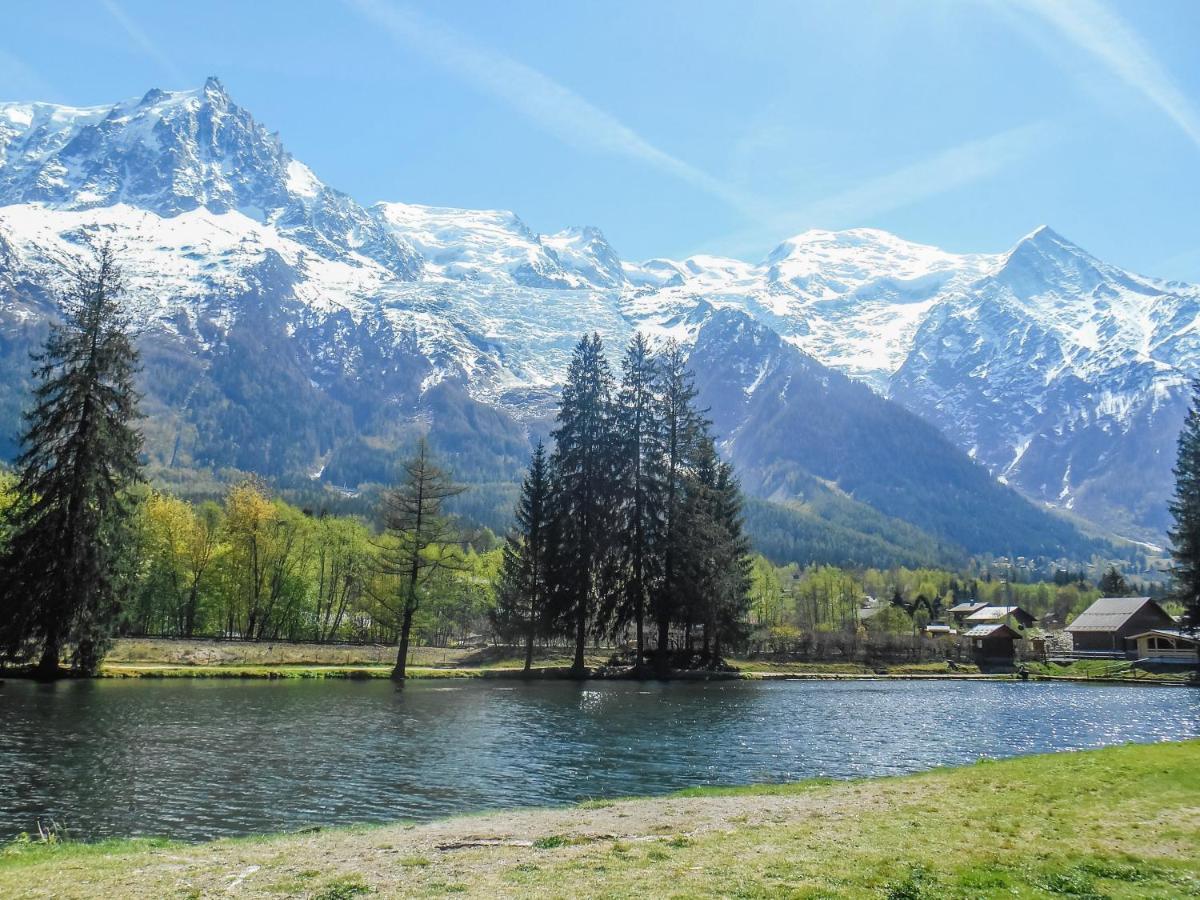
[947,601,987,627]
[1065,597,1176,656]
[964,605,1037,630]
[1127,629,1200,665]
[964,622,1020,665]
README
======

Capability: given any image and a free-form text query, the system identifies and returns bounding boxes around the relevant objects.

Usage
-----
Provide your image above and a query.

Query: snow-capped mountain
[0,80,1190,550]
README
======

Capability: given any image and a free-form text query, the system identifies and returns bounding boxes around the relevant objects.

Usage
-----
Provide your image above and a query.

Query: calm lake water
[0,678,1196,841]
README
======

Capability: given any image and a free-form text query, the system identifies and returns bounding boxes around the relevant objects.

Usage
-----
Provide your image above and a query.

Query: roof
[1128,628,1200,645]
[964,623,1021,639]
[965,606,1034,622]
[924,624,957,634]
[948,601,987,614]
[858,606,885,620]
[1065,597,1160,633]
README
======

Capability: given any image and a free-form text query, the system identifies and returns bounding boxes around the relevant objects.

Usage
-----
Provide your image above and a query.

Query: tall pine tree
[653,340,707,669]
[0,245,143,677]
[612,334,667,672]
[373,437,464,679]
[1169,378,1200,650]
[494,441,552,673]
[546,333,619,678]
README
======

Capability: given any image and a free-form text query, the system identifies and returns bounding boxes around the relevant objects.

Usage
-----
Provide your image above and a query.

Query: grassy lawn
[2,740,1197,898]
[1025,660,1198,685]
[729,659,985,676]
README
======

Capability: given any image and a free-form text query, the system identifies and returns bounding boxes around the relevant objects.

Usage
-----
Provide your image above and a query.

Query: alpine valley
[1,80,1193,564]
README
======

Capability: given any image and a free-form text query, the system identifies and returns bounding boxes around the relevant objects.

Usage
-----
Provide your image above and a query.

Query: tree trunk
[570,603,587,678]
[523,628,534,674]
[634,607,645,676]
[393,607,414,680]
[35,633,61,681]
[656,618,671,675]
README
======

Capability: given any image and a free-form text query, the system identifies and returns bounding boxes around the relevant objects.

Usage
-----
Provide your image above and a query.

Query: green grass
[1025,659,1197,684]
[2,741,1197,898]
[729,658,984,676]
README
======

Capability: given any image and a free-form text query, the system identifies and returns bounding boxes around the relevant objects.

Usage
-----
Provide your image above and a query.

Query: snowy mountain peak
[543,225,626,288]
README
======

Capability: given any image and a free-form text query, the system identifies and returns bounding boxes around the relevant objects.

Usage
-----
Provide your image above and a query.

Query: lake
[0,678,1196,842]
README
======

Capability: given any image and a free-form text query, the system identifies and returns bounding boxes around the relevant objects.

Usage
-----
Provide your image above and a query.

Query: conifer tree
[652,340,708,669]
[545,333,619,677]
[1169,379,1200,643]
[0,245,143,677]
[1098,564,1130,597]
[494,441,551,673]
[612,334,667,672]
[708,455,753,659]
[374,437,464,679]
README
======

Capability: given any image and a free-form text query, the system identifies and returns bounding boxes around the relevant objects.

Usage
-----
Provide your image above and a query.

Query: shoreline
[2,740,1197,898]
[2,662,1192,686]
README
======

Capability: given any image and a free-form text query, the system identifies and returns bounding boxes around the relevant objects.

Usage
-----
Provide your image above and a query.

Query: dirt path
[7,779,900,899]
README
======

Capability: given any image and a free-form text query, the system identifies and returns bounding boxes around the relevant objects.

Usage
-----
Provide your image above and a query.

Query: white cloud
[1013,0,1200,150]
[99,0,186,89]
[344,0,756,214]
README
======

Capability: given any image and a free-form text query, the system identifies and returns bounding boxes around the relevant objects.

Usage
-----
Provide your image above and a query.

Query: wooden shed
[1128,629,1199,665]
[964,623,1020,665]
[1065,597,1176,656]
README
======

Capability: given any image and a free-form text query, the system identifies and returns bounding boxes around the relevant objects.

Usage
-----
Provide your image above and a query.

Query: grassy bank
[17,638,1194,683]
[2,741,1197,898]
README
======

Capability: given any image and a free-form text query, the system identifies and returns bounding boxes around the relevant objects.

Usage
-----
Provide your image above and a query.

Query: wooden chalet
[964,605,1037,630]
[1127,629,1199,665]
[1065,597,1175,656]
[964,622,1020,664]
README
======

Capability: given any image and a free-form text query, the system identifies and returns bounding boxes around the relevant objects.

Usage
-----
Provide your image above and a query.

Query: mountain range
[2,79,1192,563]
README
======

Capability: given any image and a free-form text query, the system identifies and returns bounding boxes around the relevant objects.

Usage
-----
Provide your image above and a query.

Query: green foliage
[1169,378,1200,634]
[0,246,143,676]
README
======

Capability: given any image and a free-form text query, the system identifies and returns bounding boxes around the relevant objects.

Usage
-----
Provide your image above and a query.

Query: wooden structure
[964,605,1037,630]
[1066,597,1176,657]
[947,601,987,627]
[964,622,1020,664]
[1128,629,1199,665]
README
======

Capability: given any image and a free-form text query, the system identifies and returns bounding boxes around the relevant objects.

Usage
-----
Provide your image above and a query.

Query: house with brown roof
[1065,597,1176,656]
[947,601,987,627]
[964,622,1020,664]
[964,605,1037,630]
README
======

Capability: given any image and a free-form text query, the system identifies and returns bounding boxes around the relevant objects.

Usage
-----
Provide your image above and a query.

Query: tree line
[0,251,753,679]
[493,333,752,676]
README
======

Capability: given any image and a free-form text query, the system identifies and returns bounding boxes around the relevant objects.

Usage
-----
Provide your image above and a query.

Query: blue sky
[2,1,1199,279]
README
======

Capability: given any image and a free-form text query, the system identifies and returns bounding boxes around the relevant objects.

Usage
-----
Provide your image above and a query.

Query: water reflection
[0,678,1195,841]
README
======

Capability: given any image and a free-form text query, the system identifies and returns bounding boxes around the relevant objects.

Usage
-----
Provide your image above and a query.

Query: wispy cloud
[344,0,756,214]
[791,121,1057,226]
[0,50,58,102]
[99,0,186,88]
[698,121,1056,259]
[1013,0,1200,150]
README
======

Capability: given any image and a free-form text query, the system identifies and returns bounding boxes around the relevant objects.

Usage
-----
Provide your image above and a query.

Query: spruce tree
[545,333,619,677]
[374,437,464,679]
[1169,378,1200,645]
[494,441,551,673]
[612,334,667,672]
[652,340,707,669]
[1098,564,1130,597]
[0,245,143,677]
[708,455,752,660]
